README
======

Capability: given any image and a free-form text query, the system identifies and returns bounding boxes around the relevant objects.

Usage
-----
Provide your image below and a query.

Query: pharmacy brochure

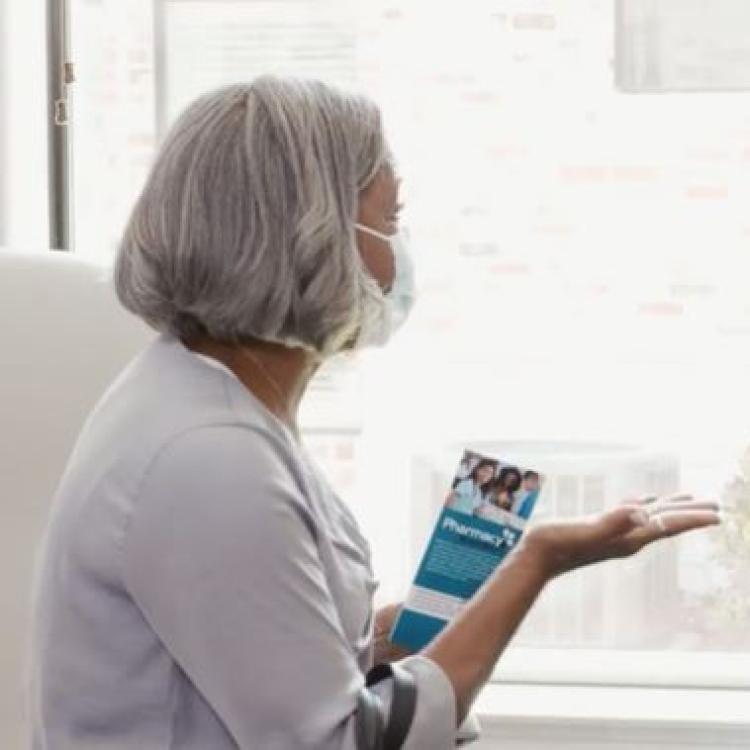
[390,449,544,652]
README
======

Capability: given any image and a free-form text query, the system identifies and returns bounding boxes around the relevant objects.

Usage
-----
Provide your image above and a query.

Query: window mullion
[46,0,73,251]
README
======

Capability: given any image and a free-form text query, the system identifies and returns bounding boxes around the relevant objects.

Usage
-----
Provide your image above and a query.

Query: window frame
[45,0,73,250]
[0,1,7,246]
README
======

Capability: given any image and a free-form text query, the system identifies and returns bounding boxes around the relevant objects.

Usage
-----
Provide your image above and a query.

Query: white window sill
[492,647,750,689]
[471,684,750,748]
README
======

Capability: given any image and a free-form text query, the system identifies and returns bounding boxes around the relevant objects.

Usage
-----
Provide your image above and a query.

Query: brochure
[390,449,544,652]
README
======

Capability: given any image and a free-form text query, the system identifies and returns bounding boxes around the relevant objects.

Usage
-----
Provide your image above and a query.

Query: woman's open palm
[521,494,721,580]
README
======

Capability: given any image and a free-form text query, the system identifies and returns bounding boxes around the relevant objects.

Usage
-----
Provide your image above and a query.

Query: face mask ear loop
[354,223,392,243]
[354,223,397,297]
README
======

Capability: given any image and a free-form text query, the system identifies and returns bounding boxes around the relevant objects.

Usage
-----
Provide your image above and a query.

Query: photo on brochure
[445,449,543,528]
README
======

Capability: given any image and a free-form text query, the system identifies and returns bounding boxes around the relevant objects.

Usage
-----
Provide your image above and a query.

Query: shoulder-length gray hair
[114,75,389,355]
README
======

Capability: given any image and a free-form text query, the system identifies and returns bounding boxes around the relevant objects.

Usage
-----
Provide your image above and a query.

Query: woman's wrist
[502,535,554,590]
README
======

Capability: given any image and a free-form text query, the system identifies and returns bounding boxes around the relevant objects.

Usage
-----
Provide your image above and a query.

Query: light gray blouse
[29,334,458,749]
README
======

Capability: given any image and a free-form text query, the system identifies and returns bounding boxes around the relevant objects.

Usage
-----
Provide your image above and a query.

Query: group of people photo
[445,450,543,525]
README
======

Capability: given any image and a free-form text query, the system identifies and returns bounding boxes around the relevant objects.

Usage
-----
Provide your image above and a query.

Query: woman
[454,453,479,483]
[491,466,523,511]
[511,470,542,520]
[474,467,519,524]
[446,459,497,515]
[29,77,720,749]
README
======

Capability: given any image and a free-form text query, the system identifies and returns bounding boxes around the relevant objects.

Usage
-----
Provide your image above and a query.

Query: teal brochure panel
[390,451,543,651]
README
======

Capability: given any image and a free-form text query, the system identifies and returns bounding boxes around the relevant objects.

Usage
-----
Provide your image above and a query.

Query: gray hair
[114,75,389,355]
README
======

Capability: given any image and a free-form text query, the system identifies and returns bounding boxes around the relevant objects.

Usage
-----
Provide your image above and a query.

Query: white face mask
[354,223,417,347]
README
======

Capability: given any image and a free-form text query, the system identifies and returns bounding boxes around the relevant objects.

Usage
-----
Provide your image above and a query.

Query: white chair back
[0,248,152,747]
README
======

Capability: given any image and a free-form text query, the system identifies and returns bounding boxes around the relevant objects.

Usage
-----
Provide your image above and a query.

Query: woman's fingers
[650,508,721,534]
[658,493,699,505]
[623,492,694,507]
[647,498,720,515]
[603,498,721,558]
[619,494,720,518]
[622,508,721,551]
[525,497,723,577]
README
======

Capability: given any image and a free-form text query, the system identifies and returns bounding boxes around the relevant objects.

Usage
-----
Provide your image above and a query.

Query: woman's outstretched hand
[519,494,721,581]
[424,493,720,727]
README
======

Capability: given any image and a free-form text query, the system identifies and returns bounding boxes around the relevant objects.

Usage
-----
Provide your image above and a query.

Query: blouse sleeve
[122,425,458,749]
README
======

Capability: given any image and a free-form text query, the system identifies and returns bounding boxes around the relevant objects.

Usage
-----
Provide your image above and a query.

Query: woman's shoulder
[149,422,304,489]
[124,423,318,550]
[92,334,294,466]
[61,336,309,529]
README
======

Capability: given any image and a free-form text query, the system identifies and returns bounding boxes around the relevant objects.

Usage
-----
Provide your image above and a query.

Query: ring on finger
[652,515,667,533]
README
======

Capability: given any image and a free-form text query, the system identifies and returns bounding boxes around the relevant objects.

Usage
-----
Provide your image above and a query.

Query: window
[68,0,158,257]
[59,0,750,686]
[1,1,49,249]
